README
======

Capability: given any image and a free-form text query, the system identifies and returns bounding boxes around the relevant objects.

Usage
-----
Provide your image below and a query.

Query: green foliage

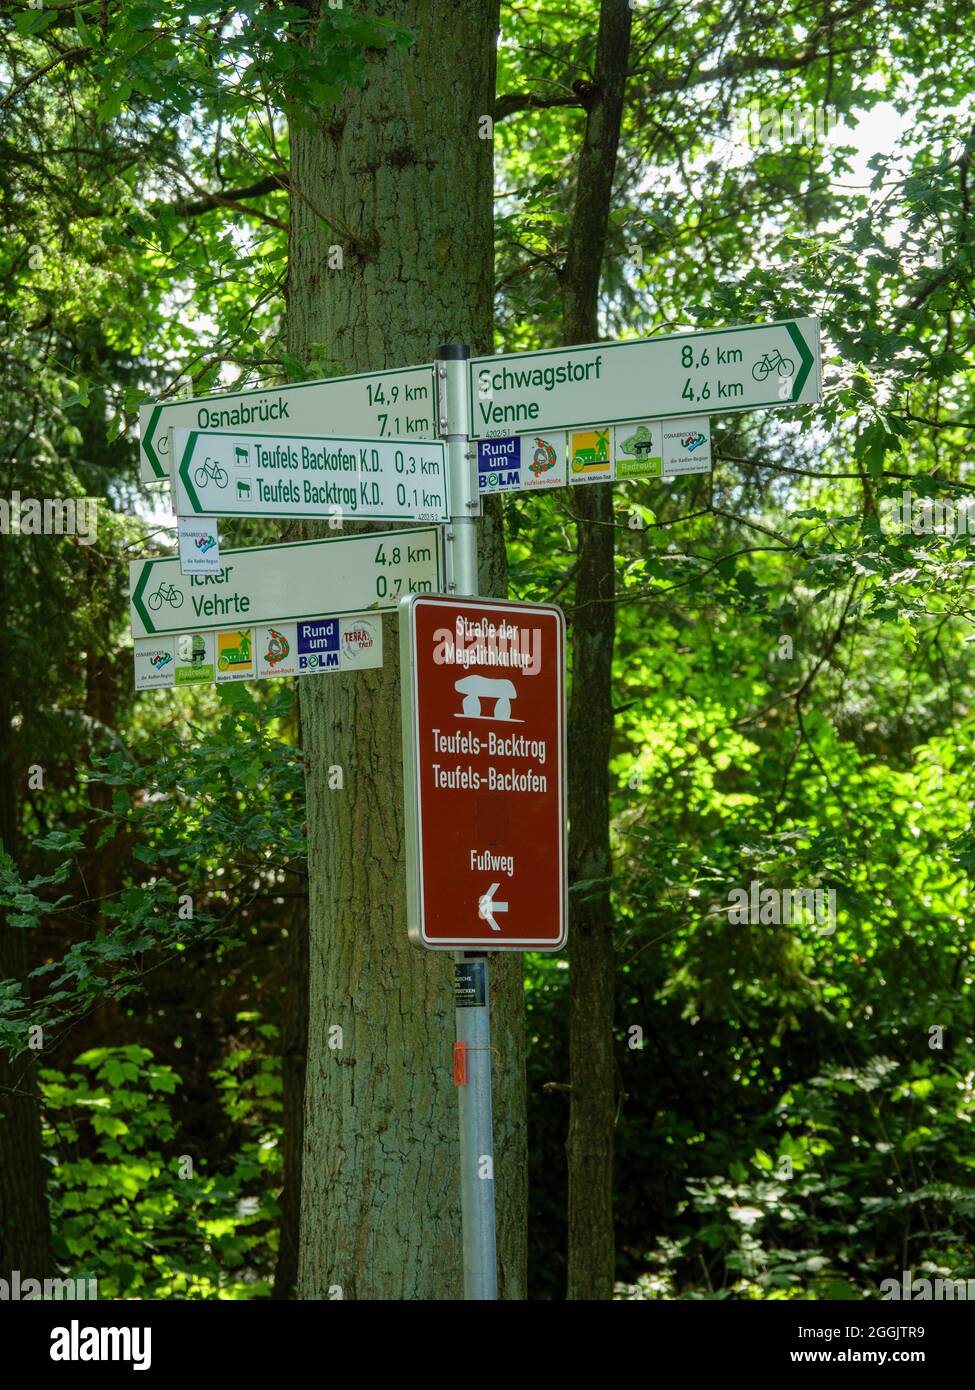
[43,1040,281,1299]
[618,1053,975,1300]
[4,0,975,1303]
[0,686,304,1054]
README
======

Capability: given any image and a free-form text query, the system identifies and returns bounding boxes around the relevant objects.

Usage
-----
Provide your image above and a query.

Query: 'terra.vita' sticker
[568,427,613,485]
[255,623,297,679]
[339,617,383,670]
[519,433,567,490]
[297,618,340,672]
[661,417,711,476]
[174,631,215,685]
[133,637,175,690]
[477,437,521,493]
[614,422,663,479]
[215,628,255,682]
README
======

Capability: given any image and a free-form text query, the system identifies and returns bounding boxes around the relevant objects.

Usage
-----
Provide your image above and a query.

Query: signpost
[138,363,437,484]
[130,315,824,1303]
[469,316,820,437]
[129,527,442,638]
[400,594,567,950]
[171,428,449,523]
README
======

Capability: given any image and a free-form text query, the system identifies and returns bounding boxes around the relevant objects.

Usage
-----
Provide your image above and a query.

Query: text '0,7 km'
[129,529,442,639]
[399,594,567,952]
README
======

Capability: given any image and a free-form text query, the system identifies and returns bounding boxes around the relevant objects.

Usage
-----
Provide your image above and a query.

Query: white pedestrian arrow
[478,882,509,933]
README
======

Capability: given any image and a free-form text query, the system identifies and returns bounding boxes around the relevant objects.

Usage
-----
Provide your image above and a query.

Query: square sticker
[339,616,383,671]
[568,428,613,485]
[134,637,175,690]
[255,623,298,680]
[614,422,663,479]
[174,631,215,686]
[215,628,255,682]
[519,433,566,491]
[297,618,341,673]
[662,418,711,476]
[177,515,220,575]
[477,437,521,494]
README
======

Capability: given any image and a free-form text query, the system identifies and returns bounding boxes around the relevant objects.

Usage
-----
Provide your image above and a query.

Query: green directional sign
[129,528,442,639]
[173,429,449,523]
[138,364,437,485]
[469,316,821,438]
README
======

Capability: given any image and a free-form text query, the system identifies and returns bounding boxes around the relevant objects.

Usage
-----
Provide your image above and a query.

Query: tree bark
[288,0,526,1300]
[561,0,632,1302]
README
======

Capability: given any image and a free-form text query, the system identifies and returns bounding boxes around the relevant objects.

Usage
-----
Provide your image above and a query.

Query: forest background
[1,0,974,1301]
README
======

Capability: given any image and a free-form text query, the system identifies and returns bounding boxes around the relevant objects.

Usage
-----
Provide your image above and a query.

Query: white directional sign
[469,317,820,438]
[138,364,436,484]
[172,429,449,523]
[129,527,442,638]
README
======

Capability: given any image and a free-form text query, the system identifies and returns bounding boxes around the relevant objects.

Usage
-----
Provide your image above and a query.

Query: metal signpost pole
[436,343,498,1301]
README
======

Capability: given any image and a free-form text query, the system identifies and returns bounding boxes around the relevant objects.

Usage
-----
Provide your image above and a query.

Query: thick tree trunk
[0,566,51,1284]
[562,0,631,1302]
[288,1,526,1300]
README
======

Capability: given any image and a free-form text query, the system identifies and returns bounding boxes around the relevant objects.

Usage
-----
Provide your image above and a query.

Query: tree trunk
[0,565,51,1284]
[288,0,526,1300]
[562,0,632,1302]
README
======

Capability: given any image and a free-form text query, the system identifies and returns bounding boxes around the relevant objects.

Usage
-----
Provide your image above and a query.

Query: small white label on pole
[177,515,220,574]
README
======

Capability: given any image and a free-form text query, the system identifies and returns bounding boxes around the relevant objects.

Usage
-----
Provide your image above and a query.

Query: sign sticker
[255,623,297,680]
[297,618,341,673]
[340,616,382,670]
[568,428,613,485]
[132,616,384,691]
[614,421,663,479]
[174,631,215,686]
[176,516,220,576]
[216,628,255,682]
[134,637,175,690]
[662,417,712,476]
[519,433,566,490]
[477,437,521,494]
